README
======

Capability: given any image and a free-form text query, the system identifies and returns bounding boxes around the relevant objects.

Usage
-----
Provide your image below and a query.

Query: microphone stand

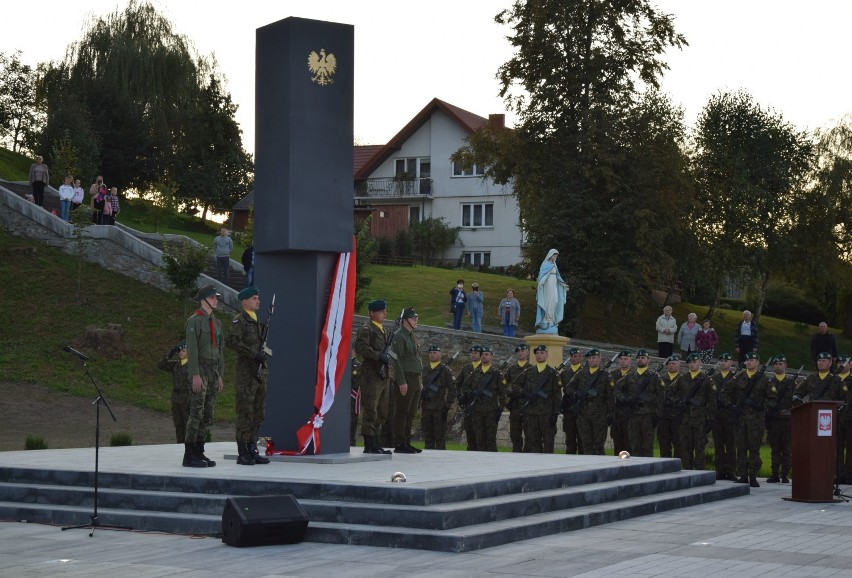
[60,346,130,536]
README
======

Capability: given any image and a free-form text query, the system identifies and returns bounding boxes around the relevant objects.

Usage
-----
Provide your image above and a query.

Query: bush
[110,432,133,446]
[25,435,48,450]
[761,282,827,325]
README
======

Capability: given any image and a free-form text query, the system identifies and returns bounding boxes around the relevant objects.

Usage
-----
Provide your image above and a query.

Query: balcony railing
[355,177,433,198]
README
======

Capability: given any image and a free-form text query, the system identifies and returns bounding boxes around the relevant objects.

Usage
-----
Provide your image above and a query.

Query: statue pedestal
[525,334,570,368]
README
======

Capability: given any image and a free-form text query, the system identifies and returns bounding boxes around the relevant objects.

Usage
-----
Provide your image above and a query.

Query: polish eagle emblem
[308,48,336,86]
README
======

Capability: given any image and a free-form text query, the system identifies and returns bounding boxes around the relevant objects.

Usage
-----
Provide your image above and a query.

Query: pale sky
[3,0,851,156]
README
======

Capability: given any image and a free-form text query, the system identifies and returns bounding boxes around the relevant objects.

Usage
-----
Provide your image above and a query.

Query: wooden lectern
[788,401,841,502]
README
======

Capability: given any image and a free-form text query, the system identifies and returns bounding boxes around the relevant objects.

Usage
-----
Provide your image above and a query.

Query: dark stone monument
[254,17,354,454]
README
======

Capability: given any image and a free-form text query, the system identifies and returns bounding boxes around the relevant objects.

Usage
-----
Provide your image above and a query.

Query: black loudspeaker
[221,495,308,547]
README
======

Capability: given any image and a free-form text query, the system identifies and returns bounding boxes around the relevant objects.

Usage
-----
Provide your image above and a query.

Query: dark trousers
[737,338,755,364]
[657,416,679,458]
[766,417,791,476]
[509,410,524,452]
[562,412,583,454]
[712,412,737,477]
[658,342,674,358]
[452,305,464,330]
[628,414,655,457]
[32,181,45,206]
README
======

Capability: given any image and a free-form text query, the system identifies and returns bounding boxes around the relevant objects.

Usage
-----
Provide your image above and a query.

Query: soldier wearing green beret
[711,353,739,481]
[559,347,585,454]
[616,349,662,457]
[353,299,393,454]
[513,345,561,453]
[157,340,189,443]
[794,351,842,404]
[390,308,423,454]
[458,346,506,451]
[183,285,225,468]
[570,349,613,455]
[610,350,634,454]
[675,352,716,471]
[420,345,456,450]
[657,354,683,459]
[504,343,531,452]
[456,345,483,451]
[225,286,271,466]
[731,352,773,487]
[764,354,796,483]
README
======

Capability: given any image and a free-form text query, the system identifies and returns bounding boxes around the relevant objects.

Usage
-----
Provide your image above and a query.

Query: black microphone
[63,345,89,361]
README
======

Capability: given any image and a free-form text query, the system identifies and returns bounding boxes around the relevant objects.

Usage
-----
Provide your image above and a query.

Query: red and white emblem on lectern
[817,409,833,436]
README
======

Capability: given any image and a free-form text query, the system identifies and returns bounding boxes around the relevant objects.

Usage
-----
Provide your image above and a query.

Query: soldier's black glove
[548,413,558,429]
[255,351,266,363]
[167,345,180,359]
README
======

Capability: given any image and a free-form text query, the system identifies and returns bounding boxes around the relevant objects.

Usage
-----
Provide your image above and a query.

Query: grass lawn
[0,147,31,181]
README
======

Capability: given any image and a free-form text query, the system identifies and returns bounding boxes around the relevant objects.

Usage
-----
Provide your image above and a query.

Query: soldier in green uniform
[353,299,393,454]
[657,354,682,459]
[513,345,561,453]
[350,350,360,446]
[675,352,716,470]
[458,345,506,452]
[420,345,456,450]
[504,344,531,452]
[731,352,773,487]
[711,353,739,481]
[794,351,842,405]
[764,354,796,483]
[570,349,613,455]
[617,349,661,457]
[610,350,634,454]
[183,285,224,468]
[225,286,271,466]
[390,308,423,454]
[837,355,852,484]
[157,340,189,443]
[457,345,483,451]
[559,347,585,454]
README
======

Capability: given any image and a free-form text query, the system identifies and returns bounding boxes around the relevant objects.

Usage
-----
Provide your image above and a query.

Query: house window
[461,203,493,228]
[452,162,484,177]
[395,157,430,178]
[463,252,491,267]
[409,206,420,223]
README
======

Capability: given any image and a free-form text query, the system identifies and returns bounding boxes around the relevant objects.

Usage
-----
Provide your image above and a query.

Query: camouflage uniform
[617,368,662,457]
[711,369,739,480]
[353,320,391,439]
[350,359,360,446]
[570,367,613,455]
[730,369,773,479]
[674,370,716,470]
[657,371,682,459]
[157,352,190,443]
[610,367,633,454]
[457,361,480,451]
[560,364,584,454]
[185,308,224,445]
[764,371,795,481]
[839,373,852,483]
[794,372,842,404]
[459,363,506,452]
[504,361,532,452]
[225,309,268,444]
[514,363,561,453]
[420,362,456,449]
[390,324,423,449]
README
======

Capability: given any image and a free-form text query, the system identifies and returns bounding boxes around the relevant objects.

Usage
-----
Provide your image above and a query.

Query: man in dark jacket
[734,310,759,365]
[810,322,839,369]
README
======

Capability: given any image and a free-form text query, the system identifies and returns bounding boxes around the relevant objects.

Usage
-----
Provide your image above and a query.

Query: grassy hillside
[0,146,31,181]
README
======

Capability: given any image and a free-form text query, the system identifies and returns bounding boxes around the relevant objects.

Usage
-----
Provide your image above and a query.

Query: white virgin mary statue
[535,248,568,334]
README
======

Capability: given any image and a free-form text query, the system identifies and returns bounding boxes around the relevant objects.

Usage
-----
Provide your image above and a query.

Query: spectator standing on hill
[213,228,233,284]
[449,279,466,330]
[656,306,677,358]
[468,283,484,333]
[91,185,107,225]
[71,179,84,212]
[734,310,759,364]
[810,322,839,368]
[157,340,190,443]
[696,319,719,363]
[498,289,521,337]
[57,175,74,222]
[28,155,49,207]
[677,312,700,355]
[241,243,255,286]
[106,187,120,225]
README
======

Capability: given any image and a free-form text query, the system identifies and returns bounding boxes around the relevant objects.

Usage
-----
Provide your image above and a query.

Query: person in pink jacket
[696,319,719,363]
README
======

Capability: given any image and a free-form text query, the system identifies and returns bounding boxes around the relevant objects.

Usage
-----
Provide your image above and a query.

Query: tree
[409,216,461,264]
[161,240,212,316]
[354,217,378,310]
[453,0,688,322]
[0,50,42,153]
[691,90,812,321]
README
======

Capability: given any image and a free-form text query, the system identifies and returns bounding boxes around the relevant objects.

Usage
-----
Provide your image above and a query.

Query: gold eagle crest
[308,48,336,86]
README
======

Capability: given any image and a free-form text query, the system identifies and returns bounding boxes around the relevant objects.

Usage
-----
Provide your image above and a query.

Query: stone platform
[0,443,748,552]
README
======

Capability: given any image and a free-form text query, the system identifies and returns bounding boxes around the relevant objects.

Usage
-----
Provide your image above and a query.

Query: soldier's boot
[766,467,780,483]
[182,443,207,468]
[363,435,379,454]
[781,468,790,484]
[374,438,392,455]
[196,442,216,467]
[406,442,423,453]
[749,472,760,488]
[250,442,270,464]
[236,443,255,466]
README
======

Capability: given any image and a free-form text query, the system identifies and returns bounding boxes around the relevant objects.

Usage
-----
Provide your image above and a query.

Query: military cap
[686,352,701,362]
[237,286,258,301]
[718,352,733,361]
[635,348,649,358]
[481,345,493,353]
[401,307,418,319]
[817,351,832,360]
[428,345,441,352]
[773,354,787,363]
[568,347,581,355]
[367,299,387,312]
[177,340,186,350]
[839,353,850,363]
[514,343,529,352]
[619,350,633,358]
[585,348,600,357]
[668,354,682,362]
[470,344,484,353]
[534,344,547,353]
[194,285,220,301]
[744,352,760,360]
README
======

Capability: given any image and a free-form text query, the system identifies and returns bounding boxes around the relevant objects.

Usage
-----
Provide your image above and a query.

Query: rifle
[676,365,718,414]
[766,365,803,421]
[254,293,275,382]
[566,352,619,416]
[378,309,404,380]
[462,359,508,415]
[518,360,566,413]
[421,351,460,403]
[730,359,769,421]
[619,362,664,409]
[559,361,588,414]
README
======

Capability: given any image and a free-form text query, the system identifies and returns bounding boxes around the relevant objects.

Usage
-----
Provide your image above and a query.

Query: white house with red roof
[354,98,523,268]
